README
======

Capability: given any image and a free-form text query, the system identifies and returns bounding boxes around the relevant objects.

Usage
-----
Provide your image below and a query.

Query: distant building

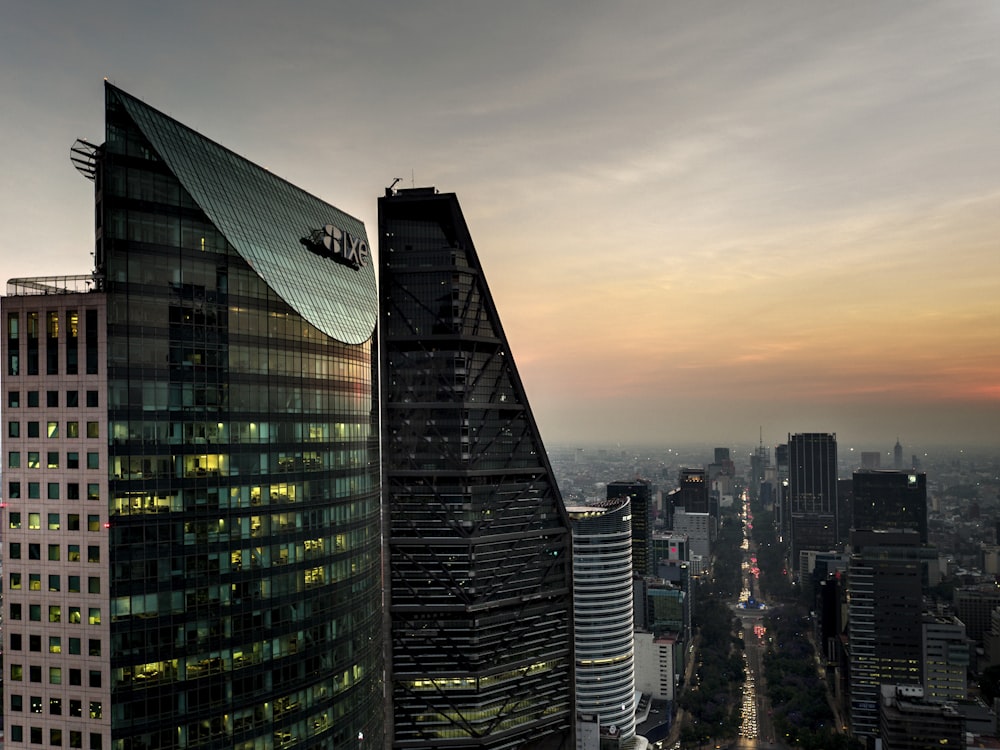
[608,479,655,576]
[954,585,1000,647]
[922,614,969,703]
[861,451,881,470]
[672,509,711,574]
[634,632,681,703]
[894,438,904,471]
[788,433,839,563]
[878,685,964,750]
[852,470,928,542]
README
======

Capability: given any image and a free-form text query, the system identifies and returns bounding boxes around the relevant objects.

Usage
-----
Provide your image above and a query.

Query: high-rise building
[568,500,636,749]
[852,470,928,542]
[847,530,935,740]
[2,84,384,750]
[878,685,964,750]
[922,614,969,703]
[607,479,654,576]
[788,433,839,566]
[378,187,574,748]
[893,438,904,471]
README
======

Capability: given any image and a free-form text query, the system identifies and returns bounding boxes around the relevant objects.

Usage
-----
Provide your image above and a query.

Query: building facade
[568,500,636,749]
[2,83,384,750]
[378,187,574,748]
[788,433,839,564]
[852,470,927,542]
[607,479,653,576]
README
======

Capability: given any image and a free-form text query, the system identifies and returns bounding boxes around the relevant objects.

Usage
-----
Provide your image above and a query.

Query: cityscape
[3,4,1000,750]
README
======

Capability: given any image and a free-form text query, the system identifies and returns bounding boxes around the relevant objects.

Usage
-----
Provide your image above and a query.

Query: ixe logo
[301,224,369,270]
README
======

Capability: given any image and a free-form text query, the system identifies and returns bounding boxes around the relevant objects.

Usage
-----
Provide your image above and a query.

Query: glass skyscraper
[1,83,383,750]
[378,187,574,748]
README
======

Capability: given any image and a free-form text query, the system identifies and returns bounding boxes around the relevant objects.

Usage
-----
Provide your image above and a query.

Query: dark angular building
[607,479,654,576]
[2,84,384,750]
[379,187,574,748]
[788,432,839,565]
[852,470,927,542]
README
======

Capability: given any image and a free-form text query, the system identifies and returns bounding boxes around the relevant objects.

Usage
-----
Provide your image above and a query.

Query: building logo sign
[301,224,369,270]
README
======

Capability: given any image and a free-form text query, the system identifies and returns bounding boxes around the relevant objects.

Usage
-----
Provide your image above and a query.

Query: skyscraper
[788,432,839,565]
[2,84,384,749]
[568,500,637,749]
[607,479,654,576]
[379,187,574,748]
[852,470,928,542]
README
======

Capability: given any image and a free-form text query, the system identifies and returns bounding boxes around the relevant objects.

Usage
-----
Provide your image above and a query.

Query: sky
[2,1,999,452]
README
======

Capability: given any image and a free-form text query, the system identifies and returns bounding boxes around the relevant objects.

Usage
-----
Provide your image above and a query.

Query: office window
[51,698,62,716]
[8,421,20,437]
[87,484,99,501]
[47,422,59,439]
[49,667,62,685]
[88,608,101,625]
[47,391,58,407]
[29,543,40,559]
[11,633,22,650]
[68,514,80,531]
[88,639,101,657]
[10,511,22,528]
[9,450,20,468]
[67,390,79,407]
[67,482,80,500]
[28,421,39,438]
[29,573,40,590]
[31,727,43,745]
[89,671,101,688]
[9,390,20,407]
[10,572,22,589]
[28,451,39,469]
[51,729,63,747]
[47,483,59,500]
[89,703,102,720]
[27,391,38,407]
[49,606,61,623]
[88,577,100,594]
[31,695,43,713]
[48,513,60,530]
[47,451,59,469]
[90,733,102,750]
[88,546,100,563]
[11,726,24,743]
[28,512,41,529]
[10,663,23,681]
[48,544,60,561]
[10,694,23,711]
[49,637,61,654]
[29,664,42,682]
[68,544,81,561]
[87,516,100,532]
[68,576,80,593]
[29,604,41,621]
[86,453,99,469]
[29,635,41,652]
[86,391,98,407]
[70,732,81,749]
[86,422,99,438]
[67,451,79,468]
[67,421,79,438]
[10,602,22,620]
[68,607,81,624]
[69,669,81,686]
[70,700,82,717]
[48,575,60,592]
[9,541,21,558]
[68,638,81,655]
[28,482,40,499]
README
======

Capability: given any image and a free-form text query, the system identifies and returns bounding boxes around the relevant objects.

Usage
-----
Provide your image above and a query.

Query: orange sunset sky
[3,1,998,450]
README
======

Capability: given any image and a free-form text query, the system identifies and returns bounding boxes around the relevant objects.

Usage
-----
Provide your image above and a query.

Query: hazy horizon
[3,2,998,448]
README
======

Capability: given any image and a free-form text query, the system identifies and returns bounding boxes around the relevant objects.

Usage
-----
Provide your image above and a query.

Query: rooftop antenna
[385,177,401,196]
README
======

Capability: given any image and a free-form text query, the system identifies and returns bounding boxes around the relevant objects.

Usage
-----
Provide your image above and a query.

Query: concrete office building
[2,84,384,750]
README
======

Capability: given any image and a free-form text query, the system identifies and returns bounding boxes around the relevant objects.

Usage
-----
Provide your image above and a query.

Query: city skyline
[3,1,999,449]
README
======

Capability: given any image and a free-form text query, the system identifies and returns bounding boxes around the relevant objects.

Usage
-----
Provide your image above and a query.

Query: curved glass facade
[569,500,636,746]
[100,85,383,750]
